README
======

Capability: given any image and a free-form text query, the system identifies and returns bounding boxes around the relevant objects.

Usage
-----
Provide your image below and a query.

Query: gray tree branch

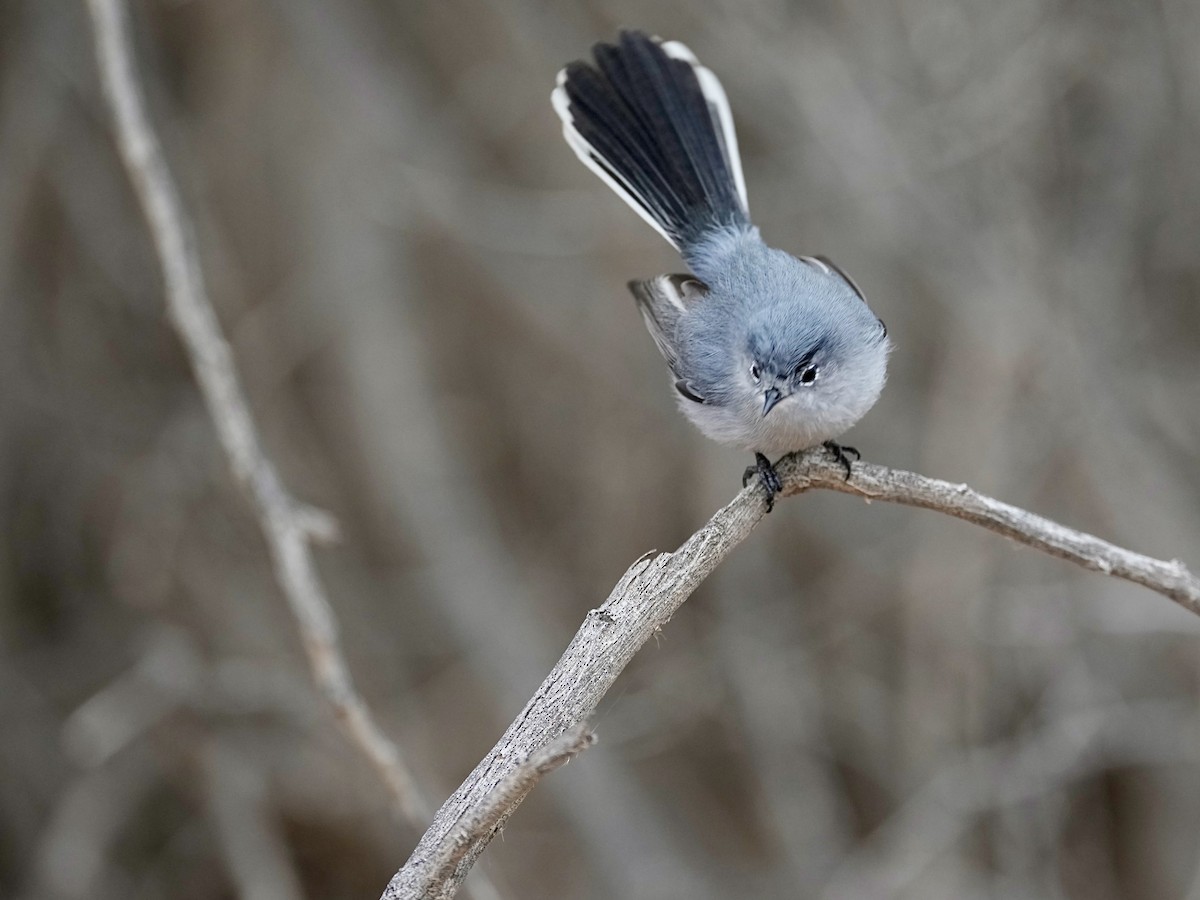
[385,448,1198,899]
[425,726,595,896]
[774,454,1200,613]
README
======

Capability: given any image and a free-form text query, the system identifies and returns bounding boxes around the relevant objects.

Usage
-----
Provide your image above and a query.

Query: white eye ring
[750,363,762,383]
[797,365,819,385]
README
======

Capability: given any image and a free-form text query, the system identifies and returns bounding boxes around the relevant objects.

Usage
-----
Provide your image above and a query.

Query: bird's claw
[743,452,783,512]
[822,441,859,480]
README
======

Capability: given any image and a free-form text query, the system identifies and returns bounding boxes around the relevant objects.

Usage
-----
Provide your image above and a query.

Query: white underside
[675,356,888,455]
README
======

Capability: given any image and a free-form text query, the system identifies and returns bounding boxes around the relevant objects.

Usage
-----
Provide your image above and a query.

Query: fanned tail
[552,31,750,252]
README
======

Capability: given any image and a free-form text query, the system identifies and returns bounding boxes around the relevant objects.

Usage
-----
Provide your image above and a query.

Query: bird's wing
[801,255,868,303]
[628,274,709,404]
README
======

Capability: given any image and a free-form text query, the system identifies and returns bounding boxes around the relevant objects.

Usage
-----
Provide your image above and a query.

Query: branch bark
[85,0,430,828]
[426,726,595,894]
[384,447,1198,900]
[774,453,1200,613]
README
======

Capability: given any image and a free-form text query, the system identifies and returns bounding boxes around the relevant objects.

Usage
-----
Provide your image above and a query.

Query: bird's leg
[822,441,859,479]
[742,452,783,512]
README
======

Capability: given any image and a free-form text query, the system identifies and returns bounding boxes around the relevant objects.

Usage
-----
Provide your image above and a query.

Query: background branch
[84,0,432,833]
[385,447,1198,899]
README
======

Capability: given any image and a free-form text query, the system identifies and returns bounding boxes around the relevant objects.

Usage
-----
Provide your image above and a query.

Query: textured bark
[384,448,1198,899]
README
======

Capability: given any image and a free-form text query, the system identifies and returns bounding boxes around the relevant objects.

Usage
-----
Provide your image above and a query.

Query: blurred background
[3,0,1200,897]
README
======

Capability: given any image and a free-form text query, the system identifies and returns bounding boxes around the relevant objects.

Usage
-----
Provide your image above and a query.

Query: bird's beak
[762,387,783,417]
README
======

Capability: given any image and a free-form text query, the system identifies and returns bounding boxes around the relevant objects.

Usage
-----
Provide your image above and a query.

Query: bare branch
[384,481,766,899]
[774,453,1200,615]
[85,0,427,826]
[425,726,595,900]
[385,446,1197,899]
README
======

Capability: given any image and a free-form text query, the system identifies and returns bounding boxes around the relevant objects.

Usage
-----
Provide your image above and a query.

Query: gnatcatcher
[553,31,891,509]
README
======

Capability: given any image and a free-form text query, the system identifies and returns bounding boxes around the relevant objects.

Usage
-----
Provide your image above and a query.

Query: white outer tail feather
[551,69,680,248]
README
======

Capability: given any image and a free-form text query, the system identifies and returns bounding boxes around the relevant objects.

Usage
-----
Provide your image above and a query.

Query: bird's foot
[822,441,859,480]
[742,452,783,512]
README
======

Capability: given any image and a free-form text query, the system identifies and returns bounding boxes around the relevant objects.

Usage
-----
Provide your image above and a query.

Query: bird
[552,30,891,510]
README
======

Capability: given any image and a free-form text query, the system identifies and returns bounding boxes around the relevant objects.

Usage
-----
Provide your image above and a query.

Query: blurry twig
[85,0,428,825]
[385,446,1197,899]
[820,697,1200,899]
[205,744,305,900]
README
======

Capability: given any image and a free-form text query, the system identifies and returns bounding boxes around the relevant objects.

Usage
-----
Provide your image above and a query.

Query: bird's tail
[552,31,750,253]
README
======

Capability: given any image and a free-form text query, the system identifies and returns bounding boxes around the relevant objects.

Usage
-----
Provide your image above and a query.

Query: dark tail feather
[552,31,750,251]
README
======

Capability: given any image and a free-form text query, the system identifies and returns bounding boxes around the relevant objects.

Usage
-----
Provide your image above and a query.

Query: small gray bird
[553,31,891,508]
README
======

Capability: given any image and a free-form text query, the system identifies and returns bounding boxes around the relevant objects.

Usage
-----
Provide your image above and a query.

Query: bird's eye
[797,365,819,385]
[750,363,761,382]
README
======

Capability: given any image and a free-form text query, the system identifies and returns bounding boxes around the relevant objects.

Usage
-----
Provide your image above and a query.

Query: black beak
[762,387,783,417]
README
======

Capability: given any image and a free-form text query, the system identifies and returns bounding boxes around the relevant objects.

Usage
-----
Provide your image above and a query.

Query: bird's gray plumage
[554,31,891,459]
